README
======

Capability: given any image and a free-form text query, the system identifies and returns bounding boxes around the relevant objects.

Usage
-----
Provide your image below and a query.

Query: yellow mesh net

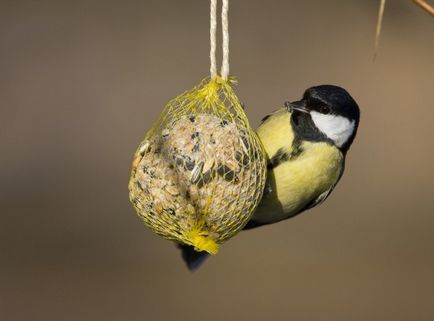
[128,76,266,254]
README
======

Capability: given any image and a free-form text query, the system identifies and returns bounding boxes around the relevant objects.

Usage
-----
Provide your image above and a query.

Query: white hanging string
[210,0,217,78]
[220,0,230,80]
[210,0,230,80]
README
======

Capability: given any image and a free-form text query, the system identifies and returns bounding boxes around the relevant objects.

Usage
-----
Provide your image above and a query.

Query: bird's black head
[285,85,360,153]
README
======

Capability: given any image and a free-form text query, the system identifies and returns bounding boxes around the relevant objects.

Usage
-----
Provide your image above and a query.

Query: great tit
[179,85,360,271]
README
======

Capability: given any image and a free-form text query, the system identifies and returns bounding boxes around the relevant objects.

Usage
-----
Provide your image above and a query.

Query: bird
[178,84,360,271]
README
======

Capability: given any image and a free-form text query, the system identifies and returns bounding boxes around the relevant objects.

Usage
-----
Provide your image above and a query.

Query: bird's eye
[320,105,330,114]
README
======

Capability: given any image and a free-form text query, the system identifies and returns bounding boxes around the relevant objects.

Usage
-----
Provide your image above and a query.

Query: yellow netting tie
[128,0,266,254]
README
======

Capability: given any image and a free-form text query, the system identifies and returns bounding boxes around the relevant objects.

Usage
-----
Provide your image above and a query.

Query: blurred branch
[374,0,433,59]
[413,0,434,16]
[374,0,386,60]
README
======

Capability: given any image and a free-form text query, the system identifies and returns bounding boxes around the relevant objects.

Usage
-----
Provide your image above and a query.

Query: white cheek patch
[310,111,355,147]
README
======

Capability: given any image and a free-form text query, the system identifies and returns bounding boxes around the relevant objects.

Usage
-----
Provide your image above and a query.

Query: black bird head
[285,85,360,153]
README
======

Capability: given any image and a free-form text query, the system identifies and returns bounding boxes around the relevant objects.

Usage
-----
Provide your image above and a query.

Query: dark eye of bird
[320,105,330,114]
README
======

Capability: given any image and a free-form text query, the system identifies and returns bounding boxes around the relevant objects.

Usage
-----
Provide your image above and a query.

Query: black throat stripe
[260,113,272,124]
[267,140,303,169]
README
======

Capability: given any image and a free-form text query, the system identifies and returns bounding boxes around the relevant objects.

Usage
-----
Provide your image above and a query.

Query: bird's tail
[177,244,210,271]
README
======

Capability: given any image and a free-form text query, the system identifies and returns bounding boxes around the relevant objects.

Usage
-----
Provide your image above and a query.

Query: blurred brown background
[1,0,434,320]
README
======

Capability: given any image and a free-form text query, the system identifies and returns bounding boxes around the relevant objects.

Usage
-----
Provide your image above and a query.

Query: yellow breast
[252,108,344,224]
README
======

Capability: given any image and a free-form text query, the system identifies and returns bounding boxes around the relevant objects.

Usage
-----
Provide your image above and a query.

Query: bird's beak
[285,100,310,114]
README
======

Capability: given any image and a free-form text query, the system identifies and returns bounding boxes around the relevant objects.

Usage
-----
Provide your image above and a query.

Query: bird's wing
[301,183,337,212]
[244,163,345,230]
[287,165,345,223]
[242,185,336,230]
[301,161,345,212]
